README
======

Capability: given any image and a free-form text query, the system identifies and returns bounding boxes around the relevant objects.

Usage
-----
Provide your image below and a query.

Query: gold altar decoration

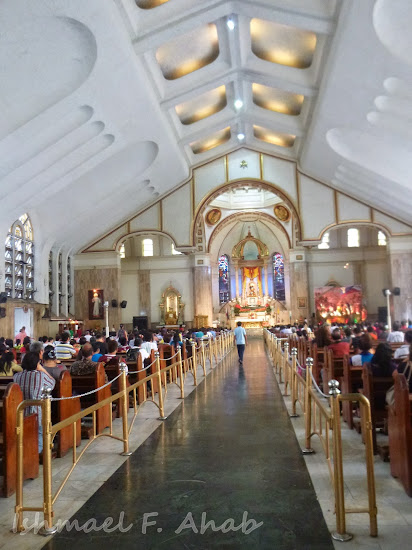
[274,204,291,222]
[159,285,184,325]
[232,229,269,260]
[205,208,222,226]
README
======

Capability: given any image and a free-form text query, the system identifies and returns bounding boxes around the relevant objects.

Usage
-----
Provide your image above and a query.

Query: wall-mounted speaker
[0,307,6,318]
[393,287,401,296]
[0,292,7,303]
[120,300,127,308]
[111,299,118,307]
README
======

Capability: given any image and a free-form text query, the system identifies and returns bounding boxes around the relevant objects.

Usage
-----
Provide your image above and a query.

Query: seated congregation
[0,324,224,497]
[268,320,412,497]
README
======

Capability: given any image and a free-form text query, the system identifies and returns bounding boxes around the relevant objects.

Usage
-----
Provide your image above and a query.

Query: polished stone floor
[41,337,333,550]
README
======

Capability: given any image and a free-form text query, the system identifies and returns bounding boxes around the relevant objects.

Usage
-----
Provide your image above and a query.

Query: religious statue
[88,289,104,320]
[92,292,101,317]
[248,282,256,297]
[159,285,184,325]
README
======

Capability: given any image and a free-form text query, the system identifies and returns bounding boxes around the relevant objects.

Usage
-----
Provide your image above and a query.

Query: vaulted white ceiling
[0,0,410,257]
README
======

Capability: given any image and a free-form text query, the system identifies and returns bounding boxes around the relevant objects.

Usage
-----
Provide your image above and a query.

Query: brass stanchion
[283,342,289,395]
[155,352,167,420]
[177,347,184,399]
[40,387,58,536]
[360,395,378,537]
[208,338,214,368]
[191,342,198,385]
[302,358,315,454]
[201,340,206,376]
[15,404,25,532]
[290,348,299,417]
[329,380,353,542]
[119,362,132,456]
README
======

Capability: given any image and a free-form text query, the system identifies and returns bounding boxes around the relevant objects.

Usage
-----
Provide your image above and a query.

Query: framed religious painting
[88,289,104,320]
[297,297,307,309]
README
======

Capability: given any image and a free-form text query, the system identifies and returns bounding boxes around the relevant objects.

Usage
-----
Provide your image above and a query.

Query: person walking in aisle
[234,321,247,364]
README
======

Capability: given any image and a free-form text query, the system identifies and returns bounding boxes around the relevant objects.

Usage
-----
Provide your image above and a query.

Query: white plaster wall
[194,158,226,208]
[263,155,297,205]
[300,175,335,239]
[120,269,139,324]
[129,205,160,232]
[227,149,260,181]
[162,183,192,245]
[338,194,370,222]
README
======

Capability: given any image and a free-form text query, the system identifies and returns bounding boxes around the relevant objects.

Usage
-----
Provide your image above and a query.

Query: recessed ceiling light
[227,19,235,31]
[237,133,245,140]
[234,99,243,109]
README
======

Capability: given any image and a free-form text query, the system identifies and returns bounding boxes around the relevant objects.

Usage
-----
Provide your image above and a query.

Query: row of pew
[0,342,195,497]
[269,332,412,497]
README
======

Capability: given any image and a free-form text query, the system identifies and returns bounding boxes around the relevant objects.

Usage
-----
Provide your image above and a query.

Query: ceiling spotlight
[227,18,235,31]
[237,133,245,141]
[234,99,243,110]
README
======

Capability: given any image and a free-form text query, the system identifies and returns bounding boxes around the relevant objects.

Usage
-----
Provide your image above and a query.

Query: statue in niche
[159,285,184,325]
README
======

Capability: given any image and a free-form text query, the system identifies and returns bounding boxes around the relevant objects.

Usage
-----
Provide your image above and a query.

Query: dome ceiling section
[131,0,338,164]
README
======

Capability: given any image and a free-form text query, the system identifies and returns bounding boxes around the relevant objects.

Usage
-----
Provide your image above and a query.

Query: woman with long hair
[0,344,22,376]
[370,343,396,377]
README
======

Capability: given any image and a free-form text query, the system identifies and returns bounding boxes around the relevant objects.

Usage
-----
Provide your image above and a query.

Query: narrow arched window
[142,238,153,257]
[318,232,330,249]
[5,214,34,299]
[120,243,126,258]
[58,252,63,312]
[347,228,359,247]
[218,254,230,303]
[49,251,53,308]
[172,243,182,255]
[67,256,72,314]
[378,230,387,246]
[273,253,285,301]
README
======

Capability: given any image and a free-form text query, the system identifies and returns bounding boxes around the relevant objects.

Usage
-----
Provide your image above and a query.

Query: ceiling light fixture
[227,18,235,31]
[234,99,243,109]
[237,133,245,141]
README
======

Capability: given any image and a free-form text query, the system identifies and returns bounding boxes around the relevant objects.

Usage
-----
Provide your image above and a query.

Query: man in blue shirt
[234,321,247,364]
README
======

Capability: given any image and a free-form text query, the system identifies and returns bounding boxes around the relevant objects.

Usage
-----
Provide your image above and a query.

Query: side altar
[159,285,185,326]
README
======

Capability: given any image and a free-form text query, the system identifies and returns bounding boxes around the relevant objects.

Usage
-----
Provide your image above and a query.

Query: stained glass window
[273,253,285,301]
[58,252,63,312]
[5,214,34,299]
[49,251,53,309]
[218,254,230,303]
[67,256,72,314]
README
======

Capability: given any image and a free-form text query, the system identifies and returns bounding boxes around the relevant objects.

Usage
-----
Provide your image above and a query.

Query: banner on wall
[314,285,365,323]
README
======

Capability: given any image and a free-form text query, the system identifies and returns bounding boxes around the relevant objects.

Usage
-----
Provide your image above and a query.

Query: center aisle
[43,336,333,549]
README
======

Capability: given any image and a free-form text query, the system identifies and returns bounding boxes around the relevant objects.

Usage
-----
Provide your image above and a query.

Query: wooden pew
[388,371,412,496]
[0,382,39,497]
[323,350,347,390]
[341,361,363,429]
[52,371,81,457]
[158,344,177,384]
[361,364,394,454]
[70,364,111,435]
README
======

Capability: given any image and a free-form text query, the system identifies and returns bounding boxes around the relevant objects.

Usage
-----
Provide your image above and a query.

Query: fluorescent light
[227,19,235,31]
[237,133,245,140]
[234,99,243,109]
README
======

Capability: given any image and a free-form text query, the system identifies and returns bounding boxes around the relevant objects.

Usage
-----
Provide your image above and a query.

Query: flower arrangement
[234,303,241,316]
[265,303,272,315]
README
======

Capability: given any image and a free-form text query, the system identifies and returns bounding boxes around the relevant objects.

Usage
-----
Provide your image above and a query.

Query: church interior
[0,0,411,548]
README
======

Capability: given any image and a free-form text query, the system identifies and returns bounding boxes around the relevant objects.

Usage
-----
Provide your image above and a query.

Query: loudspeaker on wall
[393,287,401,296]
[111,299,118,307]
[120,300,127,308]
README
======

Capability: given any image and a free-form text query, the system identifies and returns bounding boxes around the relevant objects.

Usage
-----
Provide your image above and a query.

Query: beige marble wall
[74,267,121,330]
[138,270,151,324]
[193,265,213,327]
[289,256,309,322]
[390,252,412,322]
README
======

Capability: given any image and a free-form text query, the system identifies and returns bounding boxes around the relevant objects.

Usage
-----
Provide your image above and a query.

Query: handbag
[386,361,412,407]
